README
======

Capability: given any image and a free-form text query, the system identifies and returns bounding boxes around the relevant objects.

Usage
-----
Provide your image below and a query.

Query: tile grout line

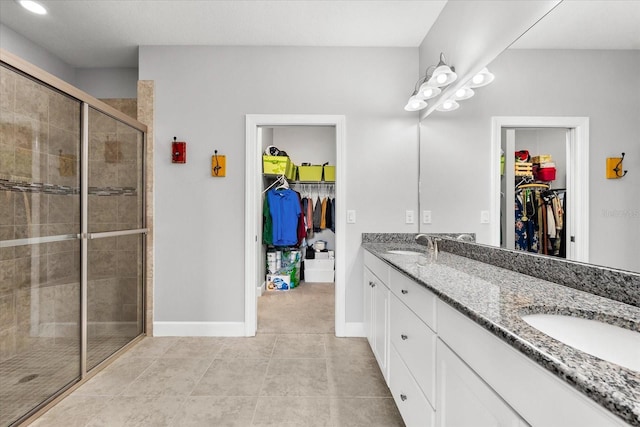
[249,335,278,425]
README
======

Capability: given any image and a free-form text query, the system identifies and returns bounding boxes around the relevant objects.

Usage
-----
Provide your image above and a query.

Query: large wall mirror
[419,1,640,273]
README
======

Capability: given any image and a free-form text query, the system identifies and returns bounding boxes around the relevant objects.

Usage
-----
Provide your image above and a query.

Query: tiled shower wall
[0,64,81,363]
[0,66,143,363]
[87,104,143,339]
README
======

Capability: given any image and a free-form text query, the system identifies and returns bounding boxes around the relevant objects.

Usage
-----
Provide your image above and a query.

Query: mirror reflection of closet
[501,128,567,257]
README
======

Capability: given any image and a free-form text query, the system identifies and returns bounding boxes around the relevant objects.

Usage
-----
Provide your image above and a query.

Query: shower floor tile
[0,336,136,426]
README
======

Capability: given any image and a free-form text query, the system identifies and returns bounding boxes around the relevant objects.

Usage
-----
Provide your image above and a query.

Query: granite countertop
[362,241,640,426]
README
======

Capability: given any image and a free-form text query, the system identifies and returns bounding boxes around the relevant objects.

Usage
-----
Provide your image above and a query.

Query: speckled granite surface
[362,238,640,426]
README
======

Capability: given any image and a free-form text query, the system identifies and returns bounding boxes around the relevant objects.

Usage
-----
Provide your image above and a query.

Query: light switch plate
[423,210,432,224]
[405,210,415,224]
[347,210,356,224]
[480,210,490,224]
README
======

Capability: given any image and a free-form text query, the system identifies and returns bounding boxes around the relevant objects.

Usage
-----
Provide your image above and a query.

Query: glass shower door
[0,64,82,426]
[85,106,145,370]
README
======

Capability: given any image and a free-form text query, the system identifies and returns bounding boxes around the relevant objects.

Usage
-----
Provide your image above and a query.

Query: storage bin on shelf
[533,163,556,181]
[286,162,297,180]
[531,154,552,164]
[304,258,335,283]
[514,162,533,177]
[298,165,323,181]
[263,155,291,176]
[323,165,335,182]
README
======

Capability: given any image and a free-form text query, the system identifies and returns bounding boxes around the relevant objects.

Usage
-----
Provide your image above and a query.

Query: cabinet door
[436,339,529,427]
[373,279,389,380]
[390,345,435,427]
[363,268,375,348]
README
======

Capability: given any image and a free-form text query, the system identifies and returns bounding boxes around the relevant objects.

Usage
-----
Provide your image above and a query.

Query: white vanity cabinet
[363,249,631,427]
[436,339,529,427]
[363,251,390,381]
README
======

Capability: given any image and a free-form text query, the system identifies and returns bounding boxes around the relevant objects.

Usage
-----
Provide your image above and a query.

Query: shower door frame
[0,48,149,425]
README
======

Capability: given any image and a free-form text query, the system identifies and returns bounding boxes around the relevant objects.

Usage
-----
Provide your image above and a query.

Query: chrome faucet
[415,234,438,256]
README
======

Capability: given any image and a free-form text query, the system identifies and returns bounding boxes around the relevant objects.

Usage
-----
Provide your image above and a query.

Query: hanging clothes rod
[262,175,288,194]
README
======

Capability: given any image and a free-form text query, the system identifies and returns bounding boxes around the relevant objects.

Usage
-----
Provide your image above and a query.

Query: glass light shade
[18,0,47,14]
[469,68,495,88]
[453,87,475,101]
[427,65,457,87]
[417,82,442,100]
[404,95,427,111]
[436,99,460,112]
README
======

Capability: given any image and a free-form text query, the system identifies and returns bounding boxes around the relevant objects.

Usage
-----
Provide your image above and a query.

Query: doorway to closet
[245,115,346,337]
[491,116,589,263]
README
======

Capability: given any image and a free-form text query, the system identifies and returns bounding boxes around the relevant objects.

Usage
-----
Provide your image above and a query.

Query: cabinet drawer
[390,294,436,408]
[389,345,435,427]
[364,250,389,285]
[389,268,437,331]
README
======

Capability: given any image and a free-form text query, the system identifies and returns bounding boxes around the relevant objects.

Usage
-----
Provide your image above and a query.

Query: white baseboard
[342,322,365,337]
[153,321,245,337]
[257,281,265,297]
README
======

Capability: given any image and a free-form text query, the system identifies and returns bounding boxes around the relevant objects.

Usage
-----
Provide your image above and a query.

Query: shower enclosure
[0,52,147,426]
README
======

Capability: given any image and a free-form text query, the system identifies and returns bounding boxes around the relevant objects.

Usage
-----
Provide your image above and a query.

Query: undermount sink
[521,313,640,372]
[387,250,423,256]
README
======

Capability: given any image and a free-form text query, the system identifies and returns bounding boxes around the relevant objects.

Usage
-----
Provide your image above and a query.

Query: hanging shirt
[313,197,322,232]
[325,198,333,231]
[320,197,328,229]
[306,197,314,239]
[296,191,307,245]
[267,188,301,246]
[262,196,273,245]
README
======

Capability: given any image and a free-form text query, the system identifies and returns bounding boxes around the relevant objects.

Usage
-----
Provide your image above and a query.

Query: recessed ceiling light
[17,0,47,15]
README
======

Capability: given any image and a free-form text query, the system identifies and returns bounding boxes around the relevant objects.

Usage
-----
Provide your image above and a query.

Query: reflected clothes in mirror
[515,190,539,252]
[515,188,565,257]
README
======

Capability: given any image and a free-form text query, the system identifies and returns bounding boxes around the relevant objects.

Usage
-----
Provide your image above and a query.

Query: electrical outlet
[480,210,490,224]
[423,210,432,224]
[405,210,415,224]
[347,210,356,224]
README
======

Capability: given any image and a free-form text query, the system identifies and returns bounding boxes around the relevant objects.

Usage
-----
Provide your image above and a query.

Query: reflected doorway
[491,117,589,263]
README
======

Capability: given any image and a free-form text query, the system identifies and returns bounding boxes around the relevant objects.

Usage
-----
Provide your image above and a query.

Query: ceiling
[0,0,447,68]
[0,1,638,69]
[511,0,640,50]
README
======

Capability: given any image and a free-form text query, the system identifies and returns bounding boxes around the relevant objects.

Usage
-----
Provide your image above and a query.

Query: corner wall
[0,23,76,84]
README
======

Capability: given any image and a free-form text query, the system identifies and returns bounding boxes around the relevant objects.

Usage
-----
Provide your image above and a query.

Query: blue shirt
[267,188,301,246]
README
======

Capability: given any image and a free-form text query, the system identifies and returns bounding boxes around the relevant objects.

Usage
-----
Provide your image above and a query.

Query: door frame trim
[245,114,346,337]
[491,116,589,262]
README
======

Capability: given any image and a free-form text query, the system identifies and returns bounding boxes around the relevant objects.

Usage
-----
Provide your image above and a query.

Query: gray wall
[139,46,420,324]
[0,23,76,84]
[1,23,138,99]
[75,68,138,99]
[419,49,640,272]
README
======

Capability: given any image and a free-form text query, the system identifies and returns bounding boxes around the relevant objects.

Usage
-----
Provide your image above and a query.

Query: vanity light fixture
[469,68,495,88]
[404,53,495,113]
[404,91,428,112]
[436,99,460,112]
[452,86,475,101]
[404,52,456,111]
[16,0,47,15]
[427,53,457,87]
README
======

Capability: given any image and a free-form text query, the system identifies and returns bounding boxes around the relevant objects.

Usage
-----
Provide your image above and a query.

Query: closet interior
[260,126,336,296]
[502,128,568,258]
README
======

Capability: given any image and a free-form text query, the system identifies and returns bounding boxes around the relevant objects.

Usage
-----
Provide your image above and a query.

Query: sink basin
[522,314,640,372]
[387,250,423,256]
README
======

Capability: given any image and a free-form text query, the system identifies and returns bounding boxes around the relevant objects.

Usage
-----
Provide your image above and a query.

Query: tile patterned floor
[25,282,405,426]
